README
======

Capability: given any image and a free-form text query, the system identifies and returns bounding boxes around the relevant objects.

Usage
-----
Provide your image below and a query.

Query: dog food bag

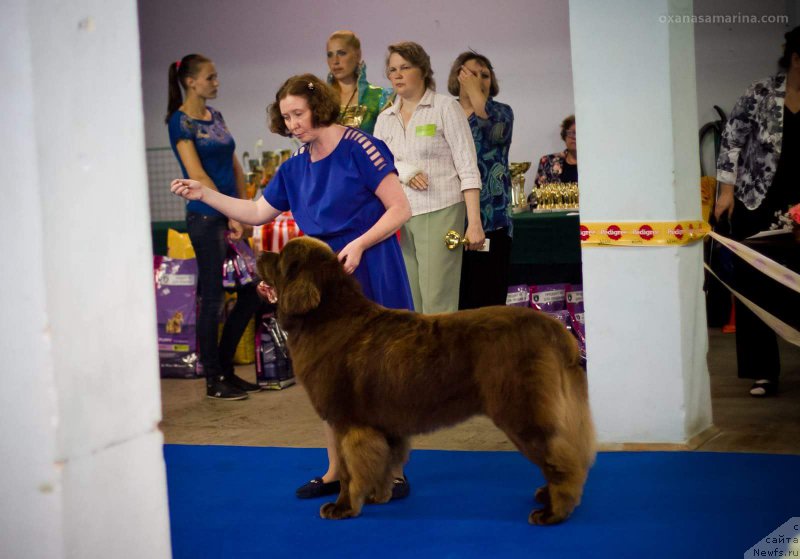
[227,237,257,287]
[566,284,584,315]
[566,284,586,343]
[506,284,530,307]
[544,309,570,327]
[222,256,238,289]
[545,310,587,369]
[529,283,567,311]
[154,256,201,378]
[256,314,295,390]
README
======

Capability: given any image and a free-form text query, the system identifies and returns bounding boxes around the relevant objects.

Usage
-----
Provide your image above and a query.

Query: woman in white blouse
[374,41,485,313]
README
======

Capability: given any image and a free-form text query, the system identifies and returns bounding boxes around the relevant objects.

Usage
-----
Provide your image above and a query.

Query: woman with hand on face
[374,42,485,314]
[166,54,262,401]
[170,73,414,500]
[326,30,393,134]
[448,51,514,309]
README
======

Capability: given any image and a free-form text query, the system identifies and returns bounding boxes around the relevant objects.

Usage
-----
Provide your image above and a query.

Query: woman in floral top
[447,51,515,309]
[714,26,800,397]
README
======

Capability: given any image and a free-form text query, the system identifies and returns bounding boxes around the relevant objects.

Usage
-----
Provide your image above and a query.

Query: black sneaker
[206,377,248,400]
[227,374,262,393]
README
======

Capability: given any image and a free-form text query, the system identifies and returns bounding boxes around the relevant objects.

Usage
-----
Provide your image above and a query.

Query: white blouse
[374,88,481,216]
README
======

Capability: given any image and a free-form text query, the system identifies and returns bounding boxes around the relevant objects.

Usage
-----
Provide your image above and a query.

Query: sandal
[749,380,778,398]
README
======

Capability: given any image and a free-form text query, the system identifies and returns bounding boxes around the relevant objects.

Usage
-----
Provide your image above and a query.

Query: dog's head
[257,237,343,316]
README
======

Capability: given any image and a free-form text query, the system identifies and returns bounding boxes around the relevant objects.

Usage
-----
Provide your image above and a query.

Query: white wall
[138,0,796,200]
[138,0,575,174]
[2,1,171,557]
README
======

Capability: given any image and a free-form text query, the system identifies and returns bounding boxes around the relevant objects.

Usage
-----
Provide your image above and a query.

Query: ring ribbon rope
[705,230,800,347]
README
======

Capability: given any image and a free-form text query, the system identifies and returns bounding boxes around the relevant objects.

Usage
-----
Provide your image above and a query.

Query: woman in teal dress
[170,73,413,502]
[326,30,393,134]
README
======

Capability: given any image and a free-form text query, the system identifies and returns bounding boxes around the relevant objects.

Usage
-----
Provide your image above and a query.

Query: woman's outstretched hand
[170,179,205,201]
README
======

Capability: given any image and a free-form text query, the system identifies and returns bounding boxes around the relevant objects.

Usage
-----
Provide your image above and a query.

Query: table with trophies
[507,162,582,285]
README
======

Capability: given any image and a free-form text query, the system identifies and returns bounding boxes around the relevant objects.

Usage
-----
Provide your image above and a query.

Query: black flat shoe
[295,477,341,499]
[391,476,410,500]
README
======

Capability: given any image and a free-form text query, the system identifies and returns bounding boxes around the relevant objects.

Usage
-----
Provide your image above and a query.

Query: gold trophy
[509,162,531,213]
[444,230,469,250]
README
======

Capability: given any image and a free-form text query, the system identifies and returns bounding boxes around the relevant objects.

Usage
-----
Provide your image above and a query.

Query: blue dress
[263,127,414,311]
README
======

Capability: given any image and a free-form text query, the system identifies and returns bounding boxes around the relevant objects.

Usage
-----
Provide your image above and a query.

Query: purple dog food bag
[506,284,530,307]
[154,256,201,378]
[223,236,258,289]
[566,284,584,315]
[544,309,587,369]
[529,283,567,311]
[256,314,295,390]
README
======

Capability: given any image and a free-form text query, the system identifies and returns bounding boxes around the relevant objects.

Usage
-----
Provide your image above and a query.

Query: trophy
[444,230,469,250]
[509,162,531,213]
[533,182,579,212]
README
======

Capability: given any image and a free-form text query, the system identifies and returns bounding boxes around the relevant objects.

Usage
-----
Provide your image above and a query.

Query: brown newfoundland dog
[257,237,595,525]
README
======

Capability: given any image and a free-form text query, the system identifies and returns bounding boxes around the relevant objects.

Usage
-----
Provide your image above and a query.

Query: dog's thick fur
[258,237,596,524]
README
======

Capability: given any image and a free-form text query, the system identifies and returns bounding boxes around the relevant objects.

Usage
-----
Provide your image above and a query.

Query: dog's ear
[256,251,280,285]
[280,272,321,315]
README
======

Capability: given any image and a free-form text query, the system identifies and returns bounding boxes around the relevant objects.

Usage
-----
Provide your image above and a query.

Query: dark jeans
[186,212,260,381]
[458,228,512,309]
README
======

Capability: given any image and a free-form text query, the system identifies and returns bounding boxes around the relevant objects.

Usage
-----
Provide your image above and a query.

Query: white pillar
[1,2,171,558]
[569,0,713,444]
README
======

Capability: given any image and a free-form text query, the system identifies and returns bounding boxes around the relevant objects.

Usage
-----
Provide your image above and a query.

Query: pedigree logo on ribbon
[579,221,710,246]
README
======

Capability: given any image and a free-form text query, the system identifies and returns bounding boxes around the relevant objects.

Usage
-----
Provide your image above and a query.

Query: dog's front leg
[320,477,357,520]
[319,426,390,520]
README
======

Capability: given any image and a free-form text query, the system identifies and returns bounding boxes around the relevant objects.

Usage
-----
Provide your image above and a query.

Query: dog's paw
[320,502,359,520]
[366,488,392,505]
[528,507,567,526]
[534,485,551,506]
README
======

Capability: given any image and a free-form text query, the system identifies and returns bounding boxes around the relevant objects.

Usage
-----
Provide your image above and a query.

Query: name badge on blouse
[415,124,436,137]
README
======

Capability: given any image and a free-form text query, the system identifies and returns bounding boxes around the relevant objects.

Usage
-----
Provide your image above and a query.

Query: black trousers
[730,199,800,382]
[458,228,512,309]
[186,212,260,381]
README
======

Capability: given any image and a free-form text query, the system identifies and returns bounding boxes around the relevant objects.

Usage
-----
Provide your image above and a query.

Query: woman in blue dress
[170,73,414,500]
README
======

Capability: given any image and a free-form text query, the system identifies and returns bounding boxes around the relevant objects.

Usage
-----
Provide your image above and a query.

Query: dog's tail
[553,324,597,471]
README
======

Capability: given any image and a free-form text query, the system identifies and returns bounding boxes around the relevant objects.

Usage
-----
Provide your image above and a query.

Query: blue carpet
[164,445,798,558]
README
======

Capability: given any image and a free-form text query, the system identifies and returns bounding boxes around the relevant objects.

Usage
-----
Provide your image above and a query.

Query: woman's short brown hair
[267,74,340,137]
[447,51,499,97]
[385,42,435,91]
[560,114,576,140]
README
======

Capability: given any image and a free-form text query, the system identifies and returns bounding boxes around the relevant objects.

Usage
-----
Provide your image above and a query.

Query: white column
[569,0,712,443]
[1,2,171,558]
